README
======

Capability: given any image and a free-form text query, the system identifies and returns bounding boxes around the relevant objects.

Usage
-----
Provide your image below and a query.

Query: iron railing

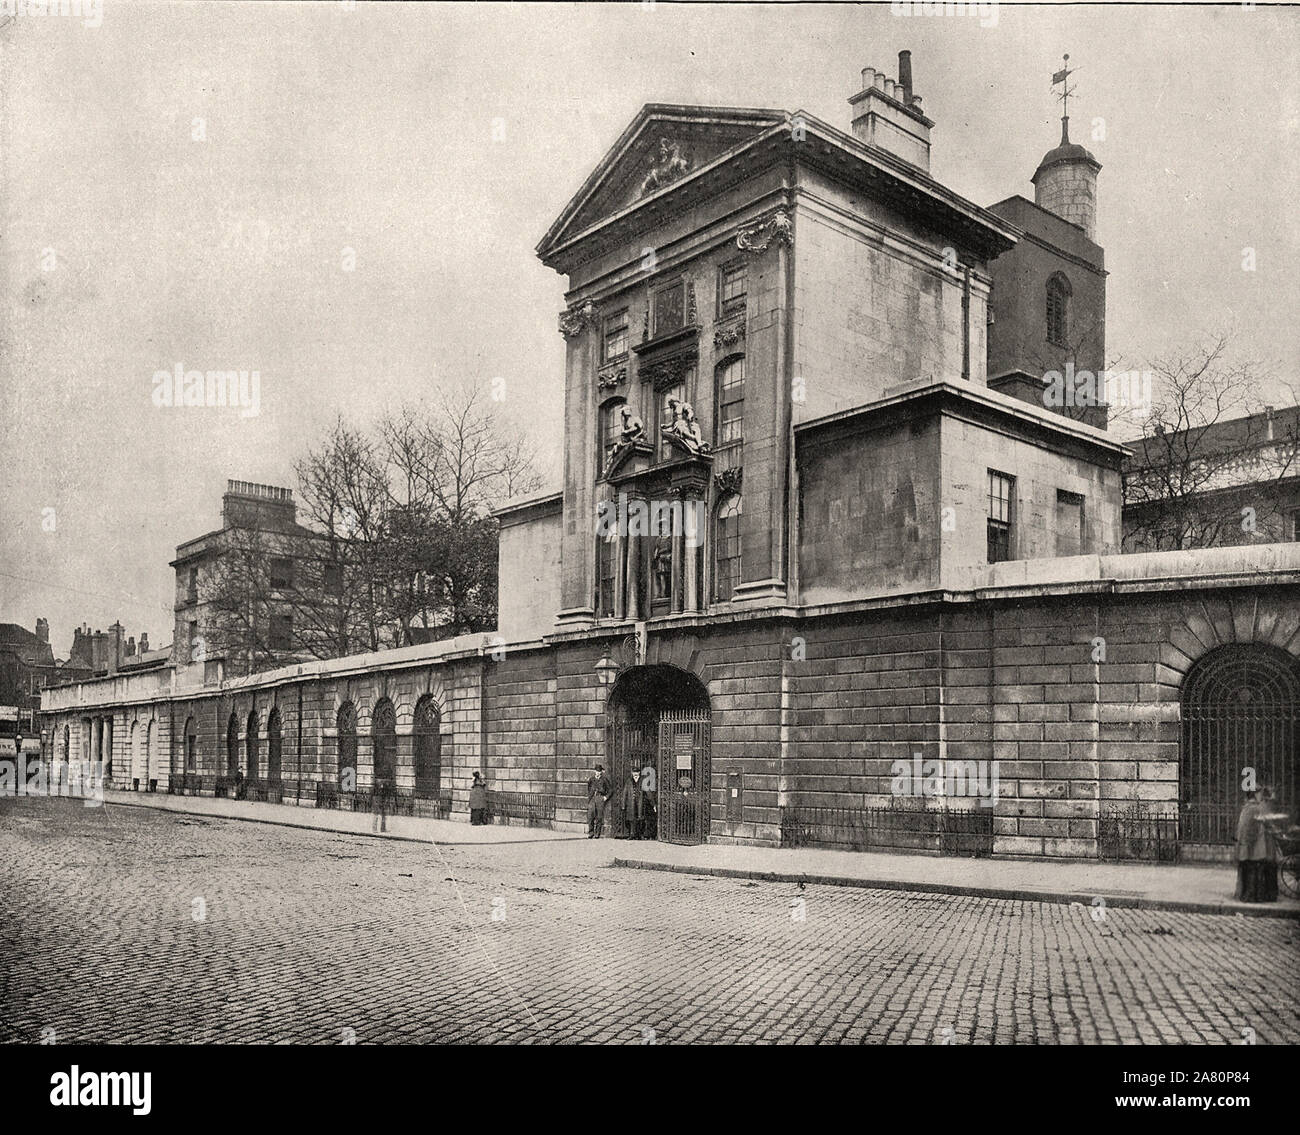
[781,803,994,857]
[314,781,455,820]
[1177,802,1235,848]
[244,778,286,804]
[1098,805,1180,862]
[486,789,556,828]
[167,773,206,796]
[157,772,551,830]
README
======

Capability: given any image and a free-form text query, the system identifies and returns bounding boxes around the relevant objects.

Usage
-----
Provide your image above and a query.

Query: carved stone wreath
[597,366,626,390]
[713,320,746,350]
[713,467,743,496]
[736,209,793,254]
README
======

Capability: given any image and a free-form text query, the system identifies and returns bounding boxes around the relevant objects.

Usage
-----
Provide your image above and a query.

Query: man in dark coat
[620,769,645,839]
[640,762,657,839]
[372,778,391,833]
[469,771,488,826]
[587,764,612,838]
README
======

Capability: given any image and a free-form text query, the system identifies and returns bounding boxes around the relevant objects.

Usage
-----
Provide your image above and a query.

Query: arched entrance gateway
[607,665,711,845]
[1181,644,1299,848]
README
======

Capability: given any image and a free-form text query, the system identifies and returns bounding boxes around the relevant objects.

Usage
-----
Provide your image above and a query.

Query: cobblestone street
[1,797,1297,1045]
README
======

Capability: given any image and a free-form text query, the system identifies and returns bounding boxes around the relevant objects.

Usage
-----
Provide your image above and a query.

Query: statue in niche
[652,537,673,601]
[640,138,690,197]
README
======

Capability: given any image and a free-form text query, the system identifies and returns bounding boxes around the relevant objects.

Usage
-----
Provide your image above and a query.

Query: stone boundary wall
[38,580,1300,859]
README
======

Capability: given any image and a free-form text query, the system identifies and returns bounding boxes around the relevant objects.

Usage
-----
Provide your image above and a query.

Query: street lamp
[594,655,619,686]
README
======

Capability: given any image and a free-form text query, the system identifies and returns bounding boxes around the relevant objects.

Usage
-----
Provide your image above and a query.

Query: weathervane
[1051,53,1076,142]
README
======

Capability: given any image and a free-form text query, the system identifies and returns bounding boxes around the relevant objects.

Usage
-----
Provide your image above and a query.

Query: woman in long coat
[1235,788,1279,903]
[469,772,488,826]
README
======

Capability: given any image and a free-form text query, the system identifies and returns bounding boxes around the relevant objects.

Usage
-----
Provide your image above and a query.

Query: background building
[171,480,344,677]
[1124,404,1300,551]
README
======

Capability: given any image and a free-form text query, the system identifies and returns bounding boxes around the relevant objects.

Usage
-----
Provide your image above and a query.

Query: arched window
[714,494,742,602]
[183,716,197,773]
[266,707,283,784]
[1046,273,1071,347]
[246,710,259,779]
[372,699,397,787]
[144,721,154,784]
[599,397,626,477]
[715,356,745,448]
[413,695,442,797]
[337,702,357,791]
[226,712,239,777]
[61,725,69,762]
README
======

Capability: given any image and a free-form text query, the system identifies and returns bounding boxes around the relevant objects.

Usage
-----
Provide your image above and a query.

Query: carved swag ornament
[736,209,793,254]
[558,301,598,339]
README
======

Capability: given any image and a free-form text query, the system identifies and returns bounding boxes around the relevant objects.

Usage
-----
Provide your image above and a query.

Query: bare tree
[294,418,394,654]
[1122,334,1299,550]
[378,386,542,642]
[201,390,541,672]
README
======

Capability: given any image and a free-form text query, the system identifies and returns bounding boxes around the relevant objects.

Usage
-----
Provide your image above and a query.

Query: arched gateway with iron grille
[607,664,711,845]
[1181,644,1299,848]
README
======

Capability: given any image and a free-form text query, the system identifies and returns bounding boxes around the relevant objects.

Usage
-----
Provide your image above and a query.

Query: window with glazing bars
[987,471,1014,563]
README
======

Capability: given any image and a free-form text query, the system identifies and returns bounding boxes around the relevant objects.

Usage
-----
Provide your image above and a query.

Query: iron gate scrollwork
[658,708,710,845]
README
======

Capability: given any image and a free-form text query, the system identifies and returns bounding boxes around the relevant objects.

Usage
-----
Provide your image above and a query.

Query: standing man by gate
[587,763,612,838]
[640,761,658,839]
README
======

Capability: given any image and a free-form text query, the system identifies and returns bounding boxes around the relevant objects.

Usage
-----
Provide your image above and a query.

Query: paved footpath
[1,795,1297,1044]
[97,787,1299,918]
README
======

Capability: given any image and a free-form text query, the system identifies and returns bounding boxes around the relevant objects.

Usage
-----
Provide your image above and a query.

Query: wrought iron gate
[657,709,711,845]
[610,717,657,837]
[1181,645,1299,845]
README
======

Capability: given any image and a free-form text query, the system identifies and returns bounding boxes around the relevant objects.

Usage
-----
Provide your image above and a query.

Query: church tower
[1030,58,1101,240]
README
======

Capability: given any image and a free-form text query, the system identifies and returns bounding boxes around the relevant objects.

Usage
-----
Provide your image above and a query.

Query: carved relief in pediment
[640,138,692,198]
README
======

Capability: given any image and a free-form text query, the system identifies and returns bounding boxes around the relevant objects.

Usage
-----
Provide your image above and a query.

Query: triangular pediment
[538,104,787,261]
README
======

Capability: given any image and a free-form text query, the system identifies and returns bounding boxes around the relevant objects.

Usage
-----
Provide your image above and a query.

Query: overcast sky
[2,1,1297,657]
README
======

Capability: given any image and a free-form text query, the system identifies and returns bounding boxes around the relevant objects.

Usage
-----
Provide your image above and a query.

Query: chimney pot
[849,55,931,172]
[898,49,914,103]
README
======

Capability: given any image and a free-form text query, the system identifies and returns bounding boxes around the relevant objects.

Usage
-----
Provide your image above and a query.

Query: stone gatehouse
[37,53,1300,861]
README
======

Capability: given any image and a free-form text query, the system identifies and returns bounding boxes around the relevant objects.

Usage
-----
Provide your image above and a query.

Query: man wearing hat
[586,763,612,838]
[620,768,646,839]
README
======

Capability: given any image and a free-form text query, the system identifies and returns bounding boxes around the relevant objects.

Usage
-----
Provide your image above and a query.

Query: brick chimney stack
[108,621,125,673]
[35,618,49,643]
[848,51,933,172]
